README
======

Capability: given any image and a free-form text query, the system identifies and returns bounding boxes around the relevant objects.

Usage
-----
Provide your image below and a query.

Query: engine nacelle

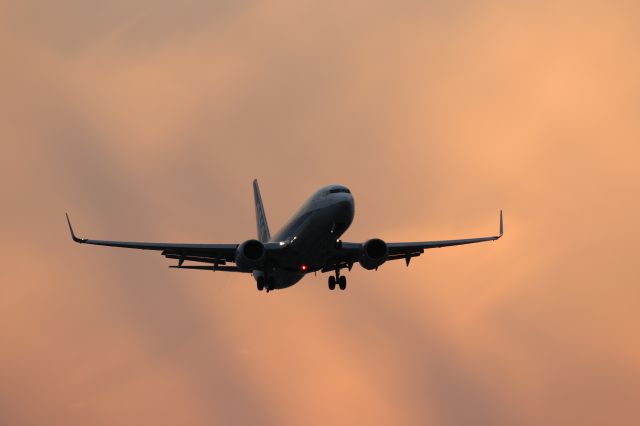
[235,239,266,271]
[359,238,389,270]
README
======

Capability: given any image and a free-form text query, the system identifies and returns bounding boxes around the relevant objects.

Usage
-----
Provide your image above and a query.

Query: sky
[1,0,639,425]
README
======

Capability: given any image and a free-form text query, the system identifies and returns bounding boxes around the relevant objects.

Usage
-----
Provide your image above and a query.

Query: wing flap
[169,264,244,272]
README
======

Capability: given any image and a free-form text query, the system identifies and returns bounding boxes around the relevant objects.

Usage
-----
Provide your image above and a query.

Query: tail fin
[253,179,271,242]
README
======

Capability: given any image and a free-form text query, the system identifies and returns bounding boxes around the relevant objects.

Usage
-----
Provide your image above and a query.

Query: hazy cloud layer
[1,1,639,425]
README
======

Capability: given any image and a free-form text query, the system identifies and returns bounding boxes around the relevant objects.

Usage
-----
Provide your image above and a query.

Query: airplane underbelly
[274,200,353,273]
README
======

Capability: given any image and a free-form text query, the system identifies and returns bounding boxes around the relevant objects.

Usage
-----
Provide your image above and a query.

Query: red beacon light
[301,264,308,271]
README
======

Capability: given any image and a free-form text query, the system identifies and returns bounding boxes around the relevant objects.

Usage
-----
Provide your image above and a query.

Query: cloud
[1,1,639,425]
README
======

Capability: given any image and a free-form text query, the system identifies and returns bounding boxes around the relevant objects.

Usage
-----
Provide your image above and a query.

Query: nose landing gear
[328,271,347,291]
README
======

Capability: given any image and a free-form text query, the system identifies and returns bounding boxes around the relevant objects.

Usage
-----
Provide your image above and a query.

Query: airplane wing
[66,214,245,272]
[323,210,503,271]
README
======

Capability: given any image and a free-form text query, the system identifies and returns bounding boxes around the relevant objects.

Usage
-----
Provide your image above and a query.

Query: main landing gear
[328,272,347,291]
[256,276,275,292]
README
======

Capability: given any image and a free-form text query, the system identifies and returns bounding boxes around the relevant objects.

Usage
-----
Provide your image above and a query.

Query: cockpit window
[329,188,350,194]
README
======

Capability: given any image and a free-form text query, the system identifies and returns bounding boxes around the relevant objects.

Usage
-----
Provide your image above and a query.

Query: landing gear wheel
[256,277,265,291]
[267,277,275,292]
[328,275,336,290]
[338,275,347,290]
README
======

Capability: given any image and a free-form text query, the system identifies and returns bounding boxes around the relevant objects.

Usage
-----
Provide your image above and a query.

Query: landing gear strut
[328,271,347,291]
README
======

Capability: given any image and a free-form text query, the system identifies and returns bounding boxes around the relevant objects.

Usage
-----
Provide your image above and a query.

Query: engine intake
[235,239,266,271]
[359,238,389,270]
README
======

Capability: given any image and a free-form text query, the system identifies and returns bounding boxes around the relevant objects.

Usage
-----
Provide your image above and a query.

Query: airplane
[66,180,503,292]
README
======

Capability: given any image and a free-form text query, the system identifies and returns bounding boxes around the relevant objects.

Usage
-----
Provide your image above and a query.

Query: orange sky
[1,1,639,425]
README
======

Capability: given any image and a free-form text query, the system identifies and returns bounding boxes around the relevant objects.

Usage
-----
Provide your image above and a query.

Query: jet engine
[359,238,389,270]
[235,239,266,271]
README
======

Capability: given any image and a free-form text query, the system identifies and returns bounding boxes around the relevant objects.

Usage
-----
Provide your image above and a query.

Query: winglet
[499,209,504,237]
[66,213,86,243]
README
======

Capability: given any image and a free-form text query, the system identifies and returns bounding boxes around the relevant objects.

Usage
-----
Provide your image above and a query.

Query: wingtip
[65,213,85,243]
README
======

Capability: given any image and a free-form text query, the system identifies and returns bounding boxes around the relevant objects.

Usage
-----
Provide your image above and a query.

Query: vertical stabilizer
[253,179,271,242]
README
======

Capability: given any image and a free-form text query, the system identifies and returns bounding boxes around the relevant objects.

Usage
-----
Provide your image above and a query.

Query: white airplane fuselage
[253,185,354,289]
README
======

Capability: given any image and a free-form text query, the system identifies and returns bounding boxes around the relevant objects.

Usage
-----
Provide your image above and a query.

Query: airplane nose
[334,195,355,219]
